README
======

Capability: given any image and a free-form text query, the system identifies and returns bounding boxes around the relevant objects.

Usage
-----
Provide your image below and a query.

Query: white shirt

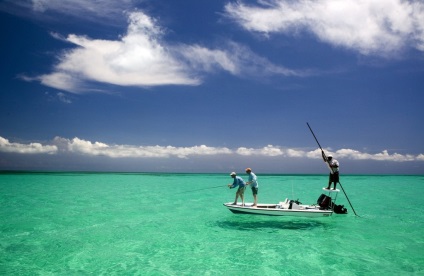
[328,159,339,173]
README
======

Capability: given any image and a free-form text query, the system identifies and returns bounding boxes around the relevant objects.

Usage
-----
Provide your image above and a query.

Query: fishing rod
[306,122,360,217]
[176,185,226,194]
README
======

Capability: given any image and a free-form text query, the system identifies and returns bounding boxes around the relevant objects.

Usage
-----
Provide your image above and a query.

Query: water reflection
[215,217,329,231]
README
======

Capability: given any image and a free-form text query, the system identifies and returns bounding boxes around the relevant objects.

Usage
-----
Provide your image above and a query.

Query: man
[245,168,259,207]
[227,172,246,205]
[322,151,339,190]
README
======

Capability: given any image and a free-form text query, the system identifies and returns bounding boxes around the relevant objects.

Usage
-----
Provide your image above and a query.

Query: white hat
[230,172,236,176]
[327,155,333,158]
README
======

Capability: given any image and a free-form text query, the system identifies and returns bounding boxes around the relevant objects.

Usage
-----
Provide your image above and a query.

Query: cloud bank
[224,0,424,56]
[1,136,422,162]
[0,137,57,154]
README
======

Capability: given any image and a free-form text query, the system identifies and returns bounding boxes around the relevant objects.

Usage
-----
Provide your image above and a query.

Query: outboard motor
[317,194,348,213]
[317,194,331,209]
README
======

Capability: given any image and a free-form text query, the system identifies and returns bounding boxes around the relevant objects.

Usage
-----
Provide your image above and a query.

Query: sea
[0,172,423,275]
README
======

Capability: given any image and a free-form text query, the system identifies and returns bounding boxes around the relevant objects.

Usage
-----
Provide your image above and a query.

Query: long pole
[337,182,359,217]
[306,122,360,217]
[307,123,333,173]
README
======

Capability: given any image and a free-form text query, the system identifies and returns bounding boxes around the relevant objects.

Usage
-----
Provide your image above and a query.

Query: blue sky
[1,0,423,174]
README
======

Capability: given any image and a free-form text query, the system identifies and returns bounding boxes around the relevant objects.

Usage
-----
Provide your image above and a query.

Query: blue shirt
[231,176,245,189]
[247,172,259,188]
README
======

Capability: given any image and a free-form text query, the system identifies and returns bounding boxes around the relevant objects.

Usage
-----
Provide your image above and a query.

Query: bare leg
[233,193,239,205]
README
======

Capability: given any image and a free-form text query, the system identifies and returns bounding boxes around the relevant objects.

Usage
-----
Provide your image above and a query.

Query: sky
[0,0,424,174]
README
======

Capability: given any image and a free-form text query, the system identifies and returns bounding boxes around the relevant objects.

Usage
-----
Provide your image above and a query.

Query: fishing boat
[223,188,348,218]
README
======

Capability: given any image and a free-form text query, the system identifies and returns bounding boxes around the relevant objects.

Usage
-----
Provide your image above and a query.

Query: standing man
[227,172,246,205]
[322,151,340,190]
[245,168,259,207]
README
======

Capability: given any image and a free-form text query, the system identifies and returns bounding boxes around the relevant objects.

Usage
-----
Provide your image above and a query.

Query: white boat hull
[223,202,333,217]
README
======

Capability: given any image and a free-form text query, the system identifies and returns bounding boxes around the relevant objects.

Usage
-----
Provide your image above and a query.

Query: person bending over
[227,172,246,205]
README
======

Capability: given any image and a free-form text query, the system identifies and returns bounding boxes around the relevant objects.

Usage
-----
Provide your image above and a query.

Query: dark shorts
[329,172,339,183]
[251,187,258,195]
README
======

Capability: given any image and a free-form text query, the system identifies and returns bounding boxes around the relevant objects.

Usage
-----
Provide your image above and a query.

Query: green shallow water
[1,173,423,275]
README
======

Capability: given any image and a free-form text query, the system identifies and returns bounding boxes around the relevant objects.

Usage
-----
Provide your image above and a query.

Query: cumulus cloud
[224,0,424,56]
[1,136,423,162]
[23,10,307,93]
[0,136,57,154]
[34,12,201,93]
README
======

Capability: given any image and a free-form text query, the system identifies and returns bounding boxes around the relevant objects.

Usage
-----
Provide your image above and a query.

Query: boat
[223,188,348,218]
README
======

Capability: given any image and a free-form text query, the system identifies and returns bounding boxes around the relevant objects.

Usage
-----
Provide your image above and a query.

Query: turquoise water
[1,173,423,275]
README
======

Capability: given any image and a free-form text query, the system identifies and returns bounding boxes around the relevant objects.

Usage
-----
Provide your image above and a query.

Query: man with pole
[307,122,360,217]
[322,152,340,190]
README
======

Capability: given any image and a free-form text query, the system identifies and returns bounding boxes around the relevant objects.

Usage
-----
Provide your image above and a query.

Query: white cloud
[0,0,137,23]
[2,136,423,162]
[236,145,284,156]
[335,149,416,162]
[306,148,418,162]
[38,72,82,93]
[0,136,57,154]
[59,137,233,159]
[36,12,201,93]
[29,0,135,17]
[224,0,424,56]
[286,148,306,158]
[178,42,306,77]
[27,10,307,93]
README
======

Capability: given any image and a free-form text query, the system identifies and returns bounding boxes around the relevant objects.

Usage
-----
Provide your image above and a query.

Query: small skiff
[223,188,347,218]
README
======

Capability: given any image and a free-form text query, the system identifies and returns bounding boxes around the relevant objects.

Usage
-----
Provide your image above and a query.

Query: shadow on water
[214,217,328,232]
